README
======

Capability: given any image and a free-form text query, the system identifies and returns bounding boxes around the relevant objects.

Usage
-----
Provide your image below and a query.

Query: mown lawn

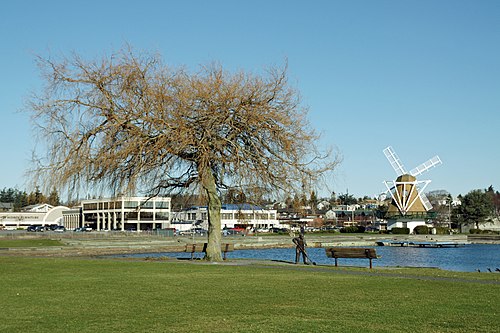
[0,256,498,333]
[0,239,65,248]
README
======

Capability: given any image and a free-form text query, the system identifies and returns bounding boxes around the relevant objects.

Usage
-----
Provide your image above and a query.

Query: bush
[391,227,410,234]
[434,227,450,235]
[470,229,500,235]
[340,226,365,233]
[414,225,430,234]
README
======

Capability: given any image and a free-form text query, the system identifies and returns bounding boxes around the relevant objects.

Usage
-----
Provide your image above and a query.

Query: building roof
[0,202,13,209]
[182,203,267,211]
[222,203,264,210]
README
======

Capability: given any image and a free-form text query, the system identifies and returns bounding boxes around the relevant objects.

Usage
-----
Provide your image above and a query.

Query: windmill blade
[384,180,405,214]
[419,192,433,211]
[415,182,433,211]
[383,146,406,176]
[409,156,442,177]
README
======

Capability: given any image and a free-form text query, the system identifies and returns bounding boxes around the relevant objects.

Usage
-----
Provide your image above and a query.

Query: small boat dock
[376,240,467,248]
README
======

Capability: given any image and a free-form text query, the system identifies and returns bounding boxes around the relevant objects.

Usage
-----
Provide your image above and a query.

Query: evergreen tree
[47,188,61,206]
[458,189,494,229]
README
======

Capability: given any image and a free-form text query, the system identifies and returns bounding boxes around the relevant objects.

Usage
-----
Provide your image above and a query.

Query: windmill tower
[382,146,442,231]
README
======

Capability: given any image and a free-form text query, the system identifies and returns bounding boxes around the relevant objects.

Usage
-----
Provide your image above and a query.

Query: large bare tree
[29,48,339,261]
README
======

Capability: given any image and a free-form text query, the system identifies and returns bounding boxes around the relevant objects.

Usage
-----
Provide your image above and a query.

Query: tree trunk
[200,167,223,261]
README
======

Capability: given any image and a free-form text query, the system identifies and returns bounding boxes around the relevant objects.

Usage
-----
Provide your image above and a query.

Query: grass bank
[0,256,498,333]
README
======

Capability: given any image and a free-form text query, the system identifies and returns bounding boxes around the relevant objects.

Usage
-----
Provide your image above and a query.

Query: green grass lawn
[0,239,65,248]
[0,256,498,333]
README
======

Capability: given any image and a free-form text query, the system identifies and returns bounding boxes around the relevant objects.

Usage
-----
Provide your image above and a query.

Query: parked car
[180,228,207,236]
[74,227,91,232]
[54,226,66,232]
[27,225,37,232]
[223,228,244,236]
[269,227,289,233]
[35,225,46,232]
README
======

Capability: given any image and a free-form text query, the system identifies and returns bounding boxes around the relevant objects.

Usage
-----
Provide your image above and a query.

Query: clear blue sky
[1,0,499,199]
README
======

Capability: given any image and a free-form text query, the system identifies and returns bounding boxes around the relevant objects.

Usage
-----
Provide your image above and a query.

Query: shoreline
[1,232,498,257]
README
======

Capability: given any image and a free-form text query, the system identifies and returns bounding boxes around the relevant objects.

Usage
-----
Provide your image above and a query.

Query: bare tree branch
[28,47,340,261]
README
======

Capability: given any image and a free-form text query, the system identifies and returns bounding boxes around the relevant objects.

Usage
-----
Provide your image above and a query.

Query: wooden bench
[184,243,234,260]
[325,247,378,269]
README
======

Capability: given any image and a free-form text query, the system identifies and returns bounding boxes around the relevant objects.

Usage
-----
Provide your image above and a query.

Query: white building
[76,196,171,231]
[172,204,280,232]
[0,205,70,230]
[386,219,431,234]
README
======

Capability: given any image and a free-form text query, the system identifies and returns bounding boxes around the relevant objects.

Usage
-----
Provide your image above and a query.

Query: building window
[83,203,97,210]
[141,211,154,221]
[125,212,138,220]
[156,201,169,209]
[124,201,138,209]
[155,212,169,220]
[141,201,154,208]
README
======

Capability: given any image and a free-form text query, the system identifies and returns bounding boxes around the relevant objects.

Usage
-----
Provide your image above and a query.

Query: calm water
[121,244,500,272]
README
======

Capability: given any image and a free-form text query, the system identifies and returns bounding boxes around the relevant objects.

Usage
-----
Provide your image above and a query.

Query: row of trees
[414,186,499,230]
[0,187,61,211]
[453,186,499,229]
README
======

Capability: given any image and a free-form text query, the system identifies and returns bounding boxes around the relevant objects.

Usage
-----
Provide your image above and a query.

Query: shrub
[414,225,430,234]
[340,226,365,233]
[391,227,410,234]
[434,227,449,235]
[470,229,500,235]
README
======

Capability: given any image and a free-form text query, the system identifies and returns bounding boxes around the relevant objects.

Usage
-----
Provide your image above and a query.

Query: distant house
[316,200,331,212]
[0,202,14,212]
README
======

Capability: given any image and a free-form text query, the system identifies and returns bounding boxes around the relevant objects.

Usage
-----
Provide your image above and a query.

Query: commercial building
[0,204,69,230]
[172,204,280,232]
[75,196,172,231]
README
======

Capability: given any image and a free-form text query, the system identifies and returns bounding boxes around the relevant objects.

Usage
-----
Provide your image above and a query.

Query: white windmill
[383,146,442,217]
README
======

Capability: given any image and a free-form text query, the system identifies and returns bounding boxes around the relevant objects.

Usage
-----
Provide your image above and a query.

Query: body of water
[121,244,500,272]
